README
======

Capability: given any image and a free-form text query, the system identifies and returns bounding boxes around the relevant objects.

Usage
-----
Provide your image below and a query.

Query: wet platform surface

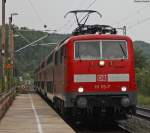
[0,94,74,133]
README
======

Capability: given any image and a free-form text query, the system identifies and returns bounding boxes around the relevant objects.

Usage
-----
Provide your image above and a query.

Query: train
[34,10,137,120]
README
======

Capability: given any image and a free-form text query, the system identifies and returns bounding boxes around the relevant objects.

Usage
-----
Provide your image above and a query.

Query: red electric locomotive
[34,10,137,120]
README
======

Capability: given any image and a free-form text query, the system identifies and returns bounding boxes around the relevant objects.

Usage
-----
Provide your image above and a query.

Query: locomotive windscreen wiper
[78,45,81,60]
[119,44,127,58]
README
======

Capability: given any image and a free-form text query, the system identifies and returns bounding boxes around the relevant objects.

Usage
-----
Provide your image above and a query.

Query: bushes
[135,47,150,106]
[136,67,150,96]
[138,94,150,107]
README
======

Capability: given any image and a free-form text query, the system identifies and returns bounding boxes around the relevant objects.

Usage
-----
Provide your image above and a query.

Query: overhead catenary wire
[59,0,97,33]
[16,31,31,44]
[113,7,145,25]
[15,34,48,53]
[62,0,98,33]
[70,0,98,27]
[127,16,150,30]
[86,0,97,10]
[27,0,46,28]
[109,4,150,35]
[78,0,98,24]
[58,0,87,32]
[112,6,148,26]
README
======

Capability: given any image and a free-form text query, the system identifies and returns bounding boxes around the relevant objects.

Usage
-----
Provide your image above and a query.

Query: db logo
[97,75,107,82]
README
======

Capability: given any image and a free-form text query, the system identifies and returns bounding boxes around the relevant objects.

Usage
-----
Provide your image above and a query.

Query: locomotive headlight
[99,61,105,66]
[121,86,127,92]
[1,49,5,55]
[78,87,84,93]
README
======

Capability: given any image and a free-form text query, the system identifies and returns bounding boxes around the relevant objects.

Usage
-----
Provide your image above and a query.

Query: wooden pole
[1,0,6,91]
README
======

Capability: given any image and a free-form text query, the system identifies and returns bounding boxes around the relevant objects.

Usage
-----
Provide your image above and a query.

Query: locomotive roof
[66,34,132,43]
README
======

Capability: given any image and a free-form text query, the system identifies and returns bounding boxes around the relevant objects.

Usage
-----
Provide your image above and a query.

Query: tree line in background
[134,44,150,97]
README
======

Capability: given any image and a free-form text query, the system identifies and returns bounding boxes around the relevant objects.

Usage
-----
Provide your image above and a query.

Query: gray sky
[1,0,150,42]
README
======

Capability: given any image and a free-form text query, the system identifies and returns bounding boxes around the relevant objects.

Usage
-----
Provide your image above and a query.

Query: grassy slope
[138,95,150,107]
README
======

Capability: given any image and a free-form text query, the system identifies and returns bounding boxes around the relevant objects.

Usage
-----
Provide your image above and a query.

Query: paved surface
[0,94,74,133]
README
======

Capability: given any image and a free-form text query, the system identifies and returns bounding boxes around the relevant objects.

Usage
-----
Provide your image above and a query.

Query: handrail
[0,89,15,103]
[0,90,10,96]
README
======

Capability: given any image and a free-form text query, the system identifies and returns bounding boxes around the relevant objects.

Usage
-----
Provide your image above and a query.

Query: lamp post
[9,13,18,60]
[8,13,18,89]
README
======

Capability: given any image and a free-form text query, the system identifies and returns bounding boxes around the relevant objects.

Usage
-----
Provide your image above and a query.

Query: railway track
[39,92,132,133]
[39,92,150,133]
[70,120,132,133]
[117,123,133,133]
[136,106,150,121]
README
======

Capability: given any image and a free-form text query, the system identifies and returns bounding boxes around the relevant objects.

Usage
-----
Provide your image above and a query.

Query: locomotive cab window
[102,41,127,59]
[74,40,128,60]
[75,41,100,60]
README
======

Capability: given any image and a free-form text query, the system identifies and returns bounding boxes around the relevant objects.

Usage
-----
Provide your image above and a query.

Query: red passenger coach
[34,10,137,120]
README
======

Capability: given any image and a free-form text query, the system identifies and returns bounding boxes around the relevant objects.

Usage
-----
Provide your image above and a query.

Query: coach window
[60,47,63,64]
[41,81,45,89]
[47,81,53,93]
[60,46,66,63]
[55,51,58,65]
[41,62,44,69]
[63,46,66,58]
[47,54,53,64]
[55,50,61,65]
[37,82,39,86]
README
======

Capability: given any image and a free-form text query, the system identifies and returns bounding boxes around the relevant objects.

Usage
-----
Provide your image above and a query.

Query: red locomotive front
[63,34,137,119]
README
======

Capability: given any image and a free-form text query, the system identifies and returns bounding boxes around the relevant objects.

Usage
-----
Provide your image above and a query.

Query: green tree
[135,48,147,69]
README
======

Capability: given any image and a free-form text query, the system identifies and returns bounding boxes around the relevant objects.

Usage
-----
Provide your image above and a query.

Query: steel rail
[136,106,150,121]
[38,90,133,133]
[136,106,150,112]
[116,121,133,133]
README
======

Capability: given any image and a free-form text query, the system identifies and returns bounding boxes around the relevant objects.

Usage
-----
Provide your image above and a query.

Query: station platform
[0,94,74,133]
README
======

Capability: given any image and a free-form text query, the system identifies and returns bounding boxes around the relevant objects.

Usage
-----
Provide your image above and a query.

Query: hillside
[14,28,68,76]
[134,41,150,58]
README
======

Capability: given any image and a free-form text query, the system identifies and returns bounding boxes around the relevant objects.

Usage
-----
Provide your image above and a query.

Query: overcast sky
[1,0,150,42]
